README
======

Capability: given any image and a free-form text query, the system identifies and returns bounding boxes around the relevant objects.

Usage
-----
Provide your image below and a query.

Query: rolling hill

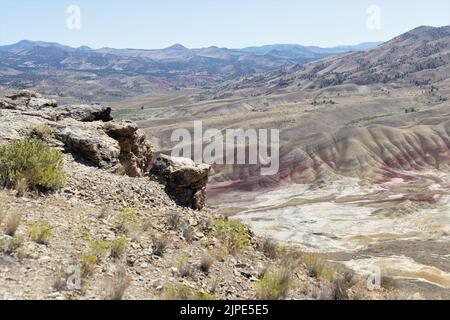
[0,40,380,102]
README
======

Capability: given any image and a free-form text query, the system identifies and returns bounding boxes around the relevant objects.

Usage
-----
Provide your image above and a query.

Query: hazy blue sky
[1,0,449,49]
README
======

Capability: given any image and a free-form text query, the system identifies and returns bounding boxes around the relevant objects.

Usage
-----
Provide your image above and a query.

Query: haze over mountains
[0,40,381,101]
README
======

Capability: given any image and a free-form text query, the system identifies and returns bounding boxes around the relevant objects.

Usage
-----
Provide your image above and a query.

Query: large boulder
[151,154,210,210]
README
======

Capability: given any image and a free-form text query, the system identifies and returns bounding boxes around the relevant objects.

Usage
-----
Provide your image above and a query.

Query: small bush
[0,234,24,254]
[88,239,110,260]
[167,213,181,230]
[255,268,292,300]
[29,124,53,141]
[200,255,214,274]
[4,213,21,236]
[151,234,168,257]
[329,272,353,300]
[110,236,129,259]
[163,284,215,300]
[259,238,278,259]
[213,220,250,255]
[303,253,334,281]
[27,220,53,245]
[257,265,269,280]
[115,208,137,235]
[177,256,193,278]
[0,139,65,191]
[81,252,98,278]
[107,266,131,300]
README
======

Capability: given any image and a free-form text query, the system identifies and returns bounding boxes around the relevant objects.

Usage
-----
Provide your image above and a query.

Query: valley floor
[211,170,450,299]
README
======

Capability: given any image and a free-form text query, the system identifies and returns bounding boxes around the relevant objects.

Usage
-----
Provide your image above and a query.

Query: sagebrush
[0,139,65,191]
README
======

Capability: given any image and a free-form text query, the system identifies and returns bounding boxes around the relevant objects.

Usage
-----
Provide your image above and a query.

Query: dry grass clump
[328,270,355,300]
[4,213,21,236]
[181,223,194,243]
[259,238,279,259]
[28,124,53,141]
[106,266,131,300]
[255,267,293,300]
[0,234,24,254]
[27,220,53,245]
[200,254,214,274]
[115,208,137,235]
[151,233,168,257]
[177,255,194,278]
[167,212,181,230]
[0,204,5,226]
[88,239,110,261]
[302,252,334,281]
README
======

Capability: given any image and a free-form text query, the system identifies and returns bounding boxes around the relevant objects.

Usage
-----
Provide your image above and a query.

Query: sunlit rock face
[151,154,211,210]
[0,90,154,177]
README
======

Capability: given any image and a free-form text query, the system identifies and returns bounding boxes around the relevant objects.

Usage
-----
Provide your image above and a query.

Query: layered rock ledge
[0,90,210,209]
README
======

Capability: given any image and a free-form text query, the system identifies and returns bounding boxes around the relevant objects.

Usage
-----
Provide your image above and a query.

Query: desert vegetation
[0,139,65,192]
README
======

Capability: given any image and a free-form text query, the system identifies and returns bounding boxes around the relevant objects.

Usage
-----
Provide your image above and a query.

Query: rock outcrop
[51,104,113,122]
[151,154,210,210]
[53,120,122,171]
[102,121,153,177]
[0,90,214,207]
[0,90,153,177]
[2,90,57,110]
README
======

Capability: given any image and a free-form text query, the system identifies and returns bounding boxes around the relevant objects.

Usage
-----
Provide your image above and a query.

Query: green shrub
[213,220,250,254]
[88,239,110,260]
[27,220,53,245]
[0,139,65,191]
[255,268,292,300]
[81,252,98,278]
[110,236,129,259]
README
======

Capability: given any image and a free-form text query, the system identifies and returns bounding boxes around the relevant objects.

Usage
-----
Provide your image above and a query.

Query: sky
[0,0,449,49]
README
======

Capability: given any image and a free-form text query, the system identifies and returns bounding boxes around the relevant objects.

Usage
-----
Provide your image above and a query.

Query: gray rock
[55,104,112,122]
[151,154,210,210]
[53,120,121,171]
[0,91,154,177]
[102,121,153,177]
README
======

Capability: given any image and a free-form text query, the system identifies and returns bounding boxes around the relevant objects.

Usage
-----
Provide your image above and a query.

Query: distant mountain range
[204,25,450,99]
[0,40,381,101]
